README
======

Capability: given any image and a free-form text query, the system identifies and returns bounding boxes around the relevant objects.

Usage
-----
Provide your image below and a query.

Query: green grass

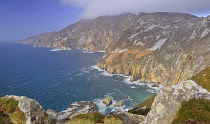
[0,98,26,124]
[128,95,156,115]
[172,98,210,124]
[191,67,210,92]
[65,113,122,124]
[103,115,122,124]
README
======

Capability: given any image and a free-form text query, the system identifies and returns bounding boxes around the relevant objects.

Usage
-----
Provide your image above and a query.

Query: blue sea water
[0,42,161,115]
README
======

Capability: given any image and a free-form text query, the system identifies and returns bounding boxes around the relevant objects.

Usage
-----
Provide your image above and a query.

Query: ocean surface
[0,42,162,115]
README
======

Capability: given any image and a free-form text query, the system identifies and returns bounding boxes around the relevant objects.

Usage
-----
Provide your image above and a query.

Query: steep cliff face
[19,12,210,86]
[98,13,210,86]
[19,13,139,51]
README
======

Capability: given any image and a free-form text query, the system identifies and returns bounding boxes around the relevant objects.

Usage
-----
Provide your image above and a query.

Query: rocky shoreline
[1,80,210,124]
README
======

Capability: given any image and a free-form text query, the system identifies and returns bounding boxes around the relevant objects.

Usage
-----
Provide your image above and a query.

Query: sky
[1,0,210,41]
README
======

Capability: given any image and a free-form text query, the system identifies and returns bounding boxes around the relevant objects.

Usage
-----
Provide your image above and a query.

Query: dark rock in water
[114,101,123,107]
[152,84,159,87]
[56,101,98,124]
[102,97,113,107]
[112,111,145,124]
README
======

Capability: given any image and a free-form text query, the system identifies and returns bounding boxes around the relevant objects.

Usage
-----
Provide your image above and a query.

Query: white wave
[83,51,95,53]
[90,65,104,72]
[97,51,105,53]
[50,49,62,51]
[130,86,136,88]
[83,50,105,53]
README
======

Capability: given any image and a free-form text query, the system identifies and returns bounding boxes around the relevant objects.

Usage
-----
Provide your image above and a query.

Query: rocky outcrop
[114,101,123,107]
[56,101,98,124]
[102,97,113,107]
[46,109,58,120]
[4,95,52,124]
[144,80,210,124]
[112,111,145,124]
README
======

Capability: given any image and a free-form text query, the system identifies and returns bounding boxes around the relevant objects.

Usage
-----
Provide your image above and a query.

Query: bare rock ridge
[18,12,210,86]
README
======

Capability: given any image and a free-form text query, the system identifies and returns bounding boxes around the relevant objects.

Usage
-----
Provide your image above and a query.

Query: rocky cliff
[18,13,138,51]
[18,12,210,86]
[98,13,210,86]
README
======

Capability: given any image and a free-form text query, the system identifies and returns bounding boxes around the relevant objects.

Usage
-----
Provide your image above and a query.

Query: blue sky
[1,0,210,41]
[0,0,82,41]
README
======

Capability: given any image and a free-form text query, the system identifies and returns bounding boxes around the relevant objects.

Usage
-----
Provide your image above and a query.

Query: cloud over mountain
[60,0,210,18]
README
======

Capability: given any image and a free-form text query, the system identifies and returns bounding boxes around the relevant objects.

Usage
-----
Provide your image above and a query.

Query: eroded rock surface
[56,101,98,124]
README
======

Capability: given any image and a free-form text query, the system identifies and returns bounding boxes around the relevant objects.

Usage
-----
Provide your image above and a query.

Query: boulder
[144,80,210,124]
[114,101,123,107]
[4,95,52,124]
[102,97,113,107]
[56,101,98,124]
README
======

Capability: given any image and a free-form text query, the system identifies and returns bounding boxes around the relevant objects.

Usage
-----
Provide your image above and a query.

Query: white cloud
[60,0,210,18]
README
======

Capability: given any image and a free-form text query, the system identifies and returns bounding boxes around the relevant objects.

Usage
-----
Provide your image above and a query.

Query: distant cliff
[18,12,210,86]
[18,13,138,51]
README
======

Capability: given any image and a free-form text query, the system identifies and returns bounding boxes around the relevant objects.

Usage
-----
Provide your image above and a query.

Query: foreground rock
[4,95,52,124]
[56,101,98,124]
[144,80,210,124]
[102,97,113,107]
[112,111,145,124]
[114,101,123,107]
[46,109,57,120]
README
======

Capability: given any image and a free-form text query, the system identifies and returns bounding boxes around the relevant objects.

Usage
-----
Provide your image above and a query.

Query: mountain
[18,13,139,51]
[18,12,210,86]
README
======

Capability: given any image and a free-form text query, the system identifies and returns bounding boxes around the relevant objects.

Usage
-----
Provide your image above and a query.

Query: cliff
[98,13,210,86]
[18,13,139,51]
[18,12,210,86]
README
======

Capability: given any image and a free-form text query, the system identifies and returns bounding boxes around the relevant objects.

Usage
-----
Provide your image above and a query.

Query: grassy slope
[172,67,210,123]
[172,98,210,124]
[191,67,210,92]
[65,113,122,124]
[0,98,25,124]
[128,95,156,115]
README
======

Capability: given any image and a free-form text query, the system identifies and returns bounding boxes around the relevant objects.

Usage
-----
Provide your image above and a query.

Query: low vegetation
[65,112,122,124]
[0,98,25,124]
[191,67,210,91]
[172,98,210,124]
[128,95,156,115]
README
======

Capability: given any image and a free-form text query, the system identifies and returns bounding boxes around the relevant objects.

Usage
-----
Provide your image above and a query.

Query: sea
[0,41,163,115]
